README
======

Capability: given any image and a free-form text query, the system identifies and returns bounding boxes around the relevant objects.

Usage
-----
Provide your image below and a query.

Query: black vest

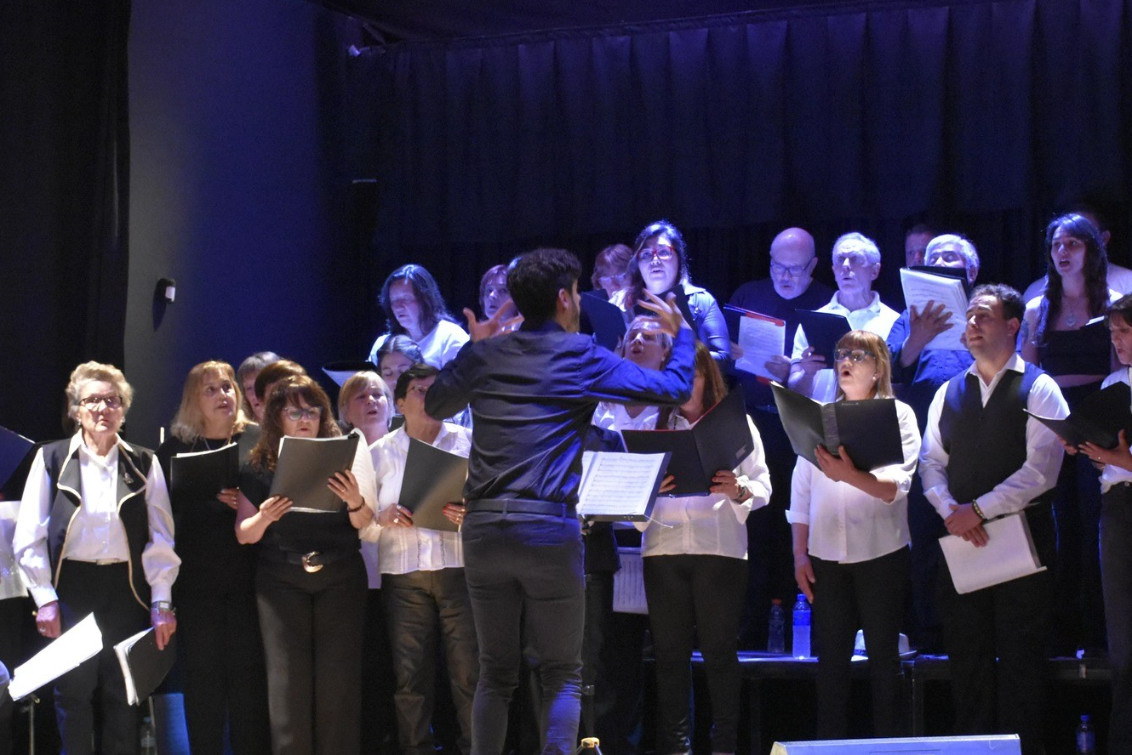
[43,438,155,608]
[938,363,1056,508]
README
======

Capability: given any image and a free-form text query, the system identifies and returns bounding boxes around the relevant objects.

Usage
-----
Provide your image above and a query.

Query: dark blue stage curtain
[349,0,1132,309]
[0,1,131,443]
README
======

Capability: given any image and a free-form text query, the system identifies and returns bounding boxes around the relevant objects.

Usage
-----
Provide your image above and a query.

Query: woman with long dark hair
[367,264,468,369]
[235,375,377,754]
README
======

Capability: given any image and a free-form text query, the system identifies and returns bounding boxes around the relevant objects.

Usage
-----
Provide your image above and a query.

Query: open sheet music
[577,450,669,521]
[724,305,787,381]
[899,267,969,351]
[9,613,102,701]
[270,433,360,513]
[939,512,1046,594]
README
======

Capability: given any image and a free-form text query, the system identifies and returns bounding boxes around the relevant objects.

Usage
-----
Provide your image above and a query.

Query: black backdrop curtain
[349,0,1132,315]
[0,1,131,443]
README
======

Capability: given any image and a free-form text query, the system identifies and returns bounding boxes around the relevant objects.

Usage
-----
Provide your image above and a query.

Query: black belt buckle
[301,552,323,573]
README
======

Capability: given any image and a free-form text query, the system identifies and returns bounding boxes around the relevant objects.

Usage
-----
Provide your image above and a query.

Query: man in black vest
[919,284,1068,754]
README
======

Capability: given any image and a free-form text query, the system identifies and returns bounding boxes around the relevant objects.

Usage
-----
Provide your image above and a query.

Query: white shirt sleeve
[353,434,381,543]
[871,401,921,501]
[141,461,180,604]
[727,416,772,522]
[13,449,57,607]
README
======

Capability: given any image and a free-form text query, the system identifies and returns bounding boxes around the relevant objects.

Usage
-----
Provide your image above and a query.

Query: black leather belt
[264,548,356,573]
[467,499,576,517]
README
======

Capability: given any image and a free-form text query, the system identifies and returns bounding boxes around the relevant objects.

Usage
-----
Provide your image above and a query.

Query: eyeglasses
[770,259,811,277]
[638,246,676,263]
[833,253,871,268]
[833,348,876,363]
[283,406,323,421]
[79,394,122,410]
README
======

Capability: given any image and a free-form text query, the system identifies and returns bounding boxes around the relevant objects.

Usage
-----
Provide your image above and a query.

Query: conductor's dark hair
[379,264,454,336]
[506,248,582,326]
[394,363,439,403]
[970,283,1026,324]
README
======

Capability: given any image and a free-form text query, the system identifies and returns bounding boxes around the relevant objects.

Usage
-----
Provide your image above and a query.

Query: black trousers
[938,506,1055,755]
[810,547,908,739]
[176,587,271,755]
[643,554,746,755]
[382,568,478,755]
[1101,483,1132,755]
[55,561,149,755]
[256,553,367,755]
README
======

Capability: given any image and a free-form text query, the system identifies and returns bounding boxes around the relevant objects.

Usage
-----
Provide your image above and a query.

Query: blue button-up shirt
[425,322,695,504]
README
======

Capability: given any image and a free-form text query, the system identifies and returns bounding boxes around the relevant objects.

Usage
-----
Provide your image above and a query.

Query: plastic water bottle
[140,715,158,755]
[792,593,811,659]
[1075,714,1096,754]
[767,599,786,654]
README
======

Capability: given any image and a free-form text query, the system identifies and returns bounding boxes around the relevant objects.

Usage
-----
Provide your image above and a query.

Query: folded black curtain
[0,1,131,441]
[350,0,1132,310]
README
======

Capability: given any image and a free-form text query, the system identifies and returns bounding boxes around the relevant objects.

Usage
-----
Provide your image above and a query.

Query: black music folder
[270,433,360,513]
[0,425,34,491]
[794,310,852,362]
[399,438,468,532]
[170,443,239,507]
[113,627,177,705]
[580,291,628,352]
[770,382,904,471]
[1026,381,1132,449]
[1039,318,1113,377]
[620,388,753,496]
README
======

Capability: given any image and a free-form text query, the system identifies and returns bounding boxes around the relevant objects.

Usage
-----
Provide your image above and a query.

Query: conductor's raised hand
[463,299,523,342]
[637,291,690,337]
[259,495,292,523]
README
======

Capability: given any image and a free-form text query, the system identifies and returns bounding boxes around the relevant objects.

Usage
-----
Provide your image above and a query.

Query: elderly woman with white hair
[14,361,179,755]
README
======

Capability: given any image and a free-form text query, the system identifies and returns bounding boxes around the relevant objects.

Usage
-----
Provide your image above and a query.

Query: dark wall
[126,0,366,447]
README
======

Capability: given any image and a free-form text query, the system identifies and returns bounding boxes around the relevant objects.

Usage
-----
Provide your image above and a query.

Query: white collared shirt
[919,354,1068,520]
[367,320,470,369]
[592,403,772,560]
[369,423,471,575]
[791,291,900,402]
[1099,367,1132,493]
[787,399,920,563]
[14,433,180,607]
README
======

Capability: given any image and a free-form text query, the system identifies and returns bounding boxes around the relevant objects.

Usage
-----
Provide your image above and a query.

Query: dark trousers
[906,475,946,653]
[1101,483,1132,755]
[810,547,908,739]
[643,554,746,755]
[55,561,149,755]
[361,589,398,755]
[176,587,271,755]
[580,571,616,742]
[256,553,367,755]
[383,568,478,755]
[461,510,584,755]
[938,506,1055,755]
[1051,383,1106,655]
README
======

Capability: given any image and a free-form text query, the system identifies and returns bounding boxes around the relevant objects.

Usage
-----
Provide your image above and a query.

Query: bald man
[728,227,833,647]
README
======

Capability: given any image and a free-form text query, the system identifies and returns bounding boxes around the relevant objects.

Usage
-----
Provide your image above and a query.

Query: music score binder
[620,388,752,496]
[723,305,787,381]
[170,442,239,507]
[114,627,177,705]
[770,382,903,471]
[270,433,360,513]
[577,450,669,521]
[794,310,852,362]
[399,438,468,532]
[580,291,628,352]
[1026,381,1132,449]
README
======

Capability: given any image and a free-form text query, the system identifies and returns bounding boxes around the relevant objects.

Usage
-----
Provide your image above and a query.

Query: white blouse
[787,399,920,564]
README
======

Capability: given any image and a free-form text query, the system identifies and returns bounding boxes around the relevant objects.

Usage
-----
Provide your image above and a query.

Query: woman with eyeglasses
[609,220,731,363]
[603,339,770,755]
[367,264,468,370]
[156,360,270,755]
[1019,213,1120,657]
[13,362,179,753]
[787,331,921,739]
[590,243,633,300]
[235,375,378,754]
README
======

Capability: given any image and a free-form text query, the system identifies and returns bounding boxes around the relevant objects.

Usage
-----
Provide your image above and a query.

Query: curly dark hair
[624,220,691,310]
[250,375,340,471]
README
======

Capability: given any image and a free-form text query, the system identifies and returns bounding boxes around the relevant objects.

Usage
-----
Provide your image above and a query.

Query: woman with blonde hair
[157,360,270,755]
[788,331,921,738]
[337,370,393,445]
[14,361,178,753]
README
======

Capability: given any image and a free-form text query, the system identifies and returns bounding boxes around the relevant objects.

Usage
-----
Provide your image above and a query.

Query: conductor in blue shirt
[425,248,695,754]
